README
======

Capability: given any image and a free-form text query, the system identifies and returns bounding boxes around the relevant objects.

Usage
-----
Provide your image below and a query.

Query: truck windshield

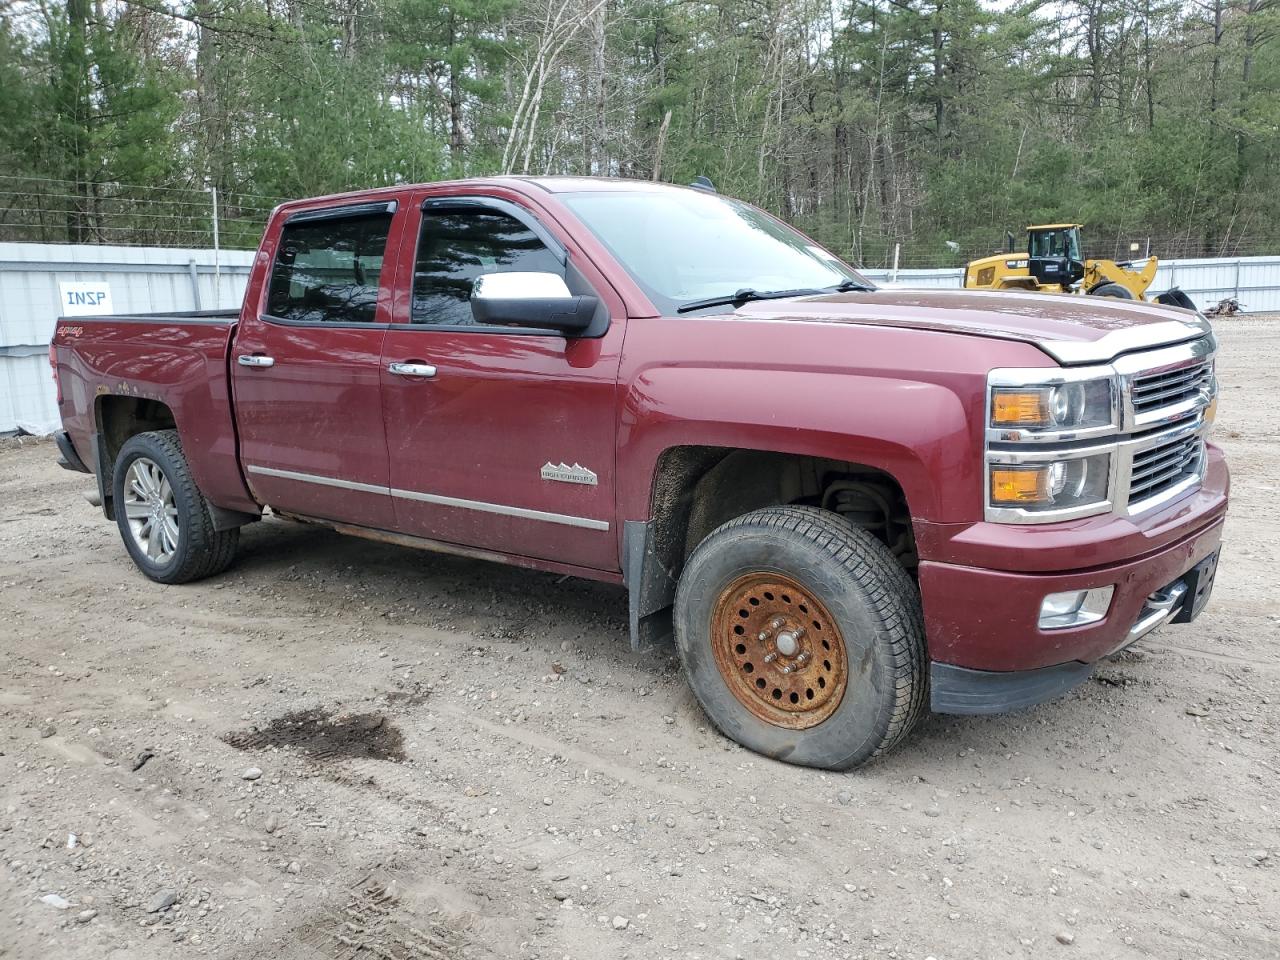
[560,189,872,314]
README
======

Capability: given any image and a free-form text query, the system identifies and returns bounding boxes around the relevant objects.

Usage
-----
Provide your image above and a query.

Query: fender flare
[615,367,977,650]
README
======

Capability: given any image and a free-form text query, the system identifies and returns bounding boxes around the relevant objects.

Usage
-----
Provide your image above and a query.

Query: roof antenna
[689,176,717,193]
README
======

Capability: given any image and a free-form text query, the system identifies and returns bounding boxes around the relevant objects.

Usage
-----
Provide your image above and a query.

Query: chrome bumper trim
[1128,581,1189,643]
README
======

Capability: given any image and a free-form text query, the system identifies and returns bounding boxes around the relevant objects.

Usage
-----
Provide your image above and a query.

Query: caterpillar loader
[964,224,1195,309]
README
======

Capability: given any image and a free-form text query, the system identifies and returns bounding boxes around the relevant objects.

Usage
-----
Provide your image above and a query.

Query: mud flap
[622,520,676,651]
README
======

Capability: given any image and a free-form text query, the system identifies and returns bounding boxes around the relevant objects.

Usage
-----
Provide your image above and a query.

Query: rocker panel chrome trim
[244,464,609,531]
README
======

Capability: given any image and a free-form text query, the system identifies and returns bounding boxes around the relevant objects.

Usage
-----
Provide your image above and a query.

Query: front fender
[617,365,979,524]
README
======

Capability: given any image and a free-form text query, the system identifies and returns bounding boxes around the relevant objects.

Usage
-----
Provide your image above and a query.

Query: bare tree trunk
[1209,0,1223,119]
[1141,0,1155,128]
[1234,0,1264,185]
[61,0,90,243]
[932,0,944,137]
[342,0,358,58]
[651,109,672,180]
[1086,0,1104,111]
[448,17,465,173]
[588,0,606,174]
[502,0,608,174]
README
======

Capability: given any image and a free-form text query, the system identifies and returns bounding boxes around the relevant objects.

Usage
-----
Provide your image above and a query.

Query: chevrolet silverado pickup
[49,177,1228,769]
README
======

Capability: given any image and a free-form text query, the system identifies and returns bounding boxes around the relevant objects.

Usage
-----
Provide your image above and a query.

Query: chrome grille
[1128,432,1203,506]
[1131,358,1213,414]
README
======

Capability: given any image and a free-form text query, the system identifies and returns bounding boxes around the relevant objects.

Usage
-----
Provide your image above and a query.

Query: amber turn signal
[991,389,1050,427]
[990,466,1049,504]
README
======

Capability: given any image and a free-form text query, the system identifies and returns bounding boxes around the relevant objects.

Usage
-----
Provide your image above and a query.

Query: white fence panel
[1155,256,1280,313]
[861,267,965,289]
[0,243,254,433]
[0,352,59,435]
[864,256,1280,311]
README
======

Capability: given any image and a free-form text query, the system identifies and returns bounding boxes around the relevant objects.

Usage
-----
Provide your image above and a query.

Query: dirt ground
[2,319,1278,960]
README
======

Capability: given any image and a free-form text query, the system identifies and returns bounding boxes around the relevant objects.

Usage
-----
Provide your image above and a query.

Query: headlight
[988,452,1111,514]
[990,378,1114,435]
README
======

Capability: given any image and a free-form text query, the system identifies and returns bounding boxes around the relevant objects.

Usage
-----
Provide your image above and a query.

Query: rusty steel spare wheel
[710,572,848,729]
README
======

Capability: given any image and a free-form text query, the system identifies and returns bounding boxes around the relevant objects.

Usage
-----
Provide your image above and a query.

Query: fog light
[1039,586,1115,629]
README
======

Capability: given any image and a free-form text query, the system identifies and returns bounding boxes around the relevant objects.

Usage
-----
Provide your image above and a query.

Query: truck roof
[268,176,711,220]
[272,176,702,214]
[519,176,700,194]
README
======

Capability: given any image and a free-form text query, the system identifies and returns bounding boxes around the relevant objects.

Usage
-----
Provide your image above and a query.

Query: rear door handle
[388,362,437,378]
[237,354,275,368]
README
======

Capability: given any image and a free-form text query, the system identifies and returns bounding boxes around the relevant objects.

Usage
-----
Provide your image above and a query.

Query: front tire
[112,430,238,584]
[674,506,926,770]
[1089,282,1136,299]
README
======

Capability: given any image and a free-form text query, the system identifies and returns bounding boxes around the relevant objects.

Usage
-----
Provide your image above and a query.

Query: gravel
[144,889,178,914]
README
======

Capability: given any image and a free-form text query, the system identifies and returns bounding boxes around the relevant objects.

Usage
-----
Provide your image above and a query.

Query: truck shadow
[229,515,633,651]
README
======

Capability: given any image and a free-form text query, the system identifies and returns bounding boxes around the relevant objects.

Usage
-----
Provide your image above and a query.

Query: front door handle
[388,362,437,378]
[237,354,275,368]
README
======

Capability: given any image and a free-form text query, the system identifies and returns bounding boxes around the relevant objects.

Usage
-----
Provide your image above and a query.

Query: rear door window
[266,212,393,324]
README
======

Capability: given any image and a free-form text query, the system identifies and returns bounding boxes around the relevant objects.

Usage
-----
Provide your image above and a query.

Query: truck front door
[379,194,624,572]
[232,200,404,529]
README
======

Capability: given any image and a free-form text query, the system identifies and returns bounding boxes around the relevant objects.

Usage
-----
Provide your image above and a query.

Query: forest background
[1,0,1276,266]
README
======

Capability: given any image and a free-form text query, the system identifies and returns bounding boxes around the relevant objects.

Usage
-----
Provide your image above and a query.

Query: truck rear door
[232,199,406,529]
[378,192,625,571]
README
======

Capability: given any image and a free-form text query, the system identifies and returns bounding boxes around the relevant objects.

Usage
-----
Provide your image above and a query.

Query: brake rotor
[709,572,848,730]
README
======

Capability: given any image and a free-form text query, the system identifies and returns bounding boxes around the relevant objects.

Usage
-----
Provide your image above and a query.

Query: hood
[735,288,1212,365]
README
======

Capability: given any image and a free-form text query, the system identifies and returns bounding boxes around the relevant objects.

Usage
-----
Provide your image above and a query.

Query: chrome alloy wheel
[122,457,180,563]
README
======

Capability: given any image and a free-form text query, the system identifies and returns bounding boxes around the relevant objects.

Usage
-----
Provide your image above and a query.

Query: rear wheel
[1089,282,1135,299]
[113,430,238,584]
[674,505,926,769]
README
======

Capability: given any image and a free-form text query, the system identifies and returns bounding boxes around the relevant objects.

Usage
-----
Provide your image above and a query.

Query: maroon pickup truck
[50,177,1228,769]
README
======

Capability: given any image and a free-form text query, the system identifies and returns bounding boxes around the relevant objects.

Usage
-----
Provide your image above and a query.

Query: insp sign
[58,282,114,317]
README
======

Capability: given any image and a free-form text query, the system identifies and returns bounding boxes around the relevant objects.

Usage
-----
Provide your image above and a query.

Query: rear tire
[112,430,238,584]
[673,505,926,770]
[1089,282,1135,299]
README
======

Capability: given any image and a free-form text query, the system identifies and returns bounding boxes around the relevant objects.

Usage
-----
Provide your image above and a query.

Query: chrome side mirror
[470,272,597,333]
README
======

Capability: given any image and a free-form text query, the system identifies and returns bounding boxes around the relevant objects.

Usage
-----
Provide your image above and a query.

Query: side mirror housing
[470,272,598,334]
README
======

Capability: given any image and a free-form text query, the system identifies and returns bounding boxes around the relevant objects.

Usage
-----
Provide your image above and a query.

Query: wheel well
[648,446,917,584]
[93,396,177,519]
[96,395,177,468]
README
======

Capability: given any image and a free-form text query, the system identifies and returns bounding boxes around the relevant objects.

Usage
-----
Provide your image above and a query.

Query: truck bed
[53,309,258,515]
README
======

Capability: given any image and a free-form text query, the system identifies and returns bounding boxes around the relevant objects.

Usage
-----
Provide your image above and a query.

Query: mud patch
[293,871,475,960]
[222,708,406,763]
[385,685,431,707]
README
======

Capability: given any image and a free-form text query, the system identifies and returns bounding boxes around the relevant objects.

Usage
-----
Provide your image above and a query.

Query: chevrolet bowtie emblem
[540,462,598,486]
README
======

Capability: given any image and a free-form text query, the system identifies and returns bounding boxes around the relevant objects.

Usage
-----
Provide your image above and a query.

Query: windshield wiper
[676,286,826,314]
[828,278,876,293]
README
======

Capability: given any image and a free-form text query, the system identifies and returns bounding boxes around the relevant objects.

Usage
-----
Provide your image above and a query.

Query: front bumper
[927,538,1220,714]
[921,511,1224,672]
[918,445,1227,714]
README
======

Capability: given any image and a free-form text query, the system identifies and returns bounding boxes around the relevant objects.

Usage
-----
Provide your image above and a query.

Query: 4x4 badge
[540,462,598,486]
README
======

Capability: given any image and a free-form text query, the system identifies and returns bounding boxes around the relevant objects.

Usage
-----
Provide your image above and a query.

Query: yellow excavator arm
[1082,255,1157,297]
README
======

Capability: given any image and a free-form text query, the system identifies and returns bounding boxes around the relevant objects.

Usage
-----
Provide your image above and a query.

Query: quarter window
[412,209,563,325]
[266,212,392,324]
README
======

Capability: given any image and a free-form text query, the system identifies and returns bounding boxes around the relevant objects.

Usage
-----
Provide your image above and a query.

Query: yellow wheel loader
[963,224,1195,309]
